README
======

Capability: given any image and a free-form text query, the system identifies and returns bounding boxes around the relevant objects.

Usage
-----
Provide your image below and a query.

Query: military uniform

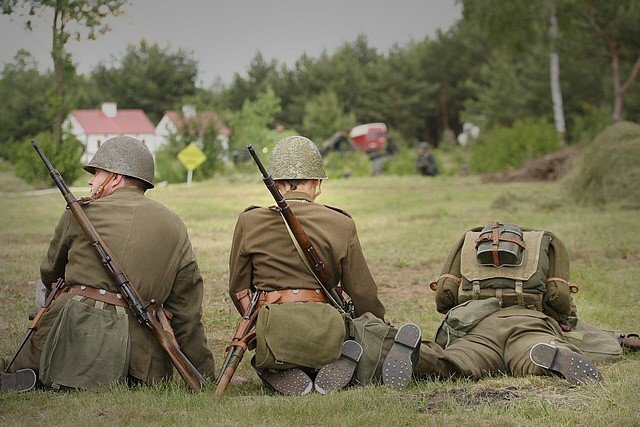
[413,306,582,379]
[382,224,602,388]
[229,190,384,320]
[227,136,385,395]
[11,171,214,384]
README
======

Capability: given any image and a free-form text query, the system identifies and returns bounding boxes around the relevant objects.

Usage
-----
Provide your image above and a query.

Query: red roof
[165,111,231,136]
[71,109,156,134]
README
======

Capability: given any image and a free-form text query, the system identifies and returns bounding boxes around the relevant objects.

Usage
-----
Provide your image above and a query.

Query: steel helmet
[83,136,155,189]
[267,136,327,180]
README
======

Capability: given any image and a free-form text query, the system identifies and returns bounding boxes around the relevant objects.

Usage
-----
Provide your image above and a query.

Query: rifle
[214,288,262,397]
[4,278,66,373]
[619,333,640,352]
[246,144,353,316]
[31,140,204,392]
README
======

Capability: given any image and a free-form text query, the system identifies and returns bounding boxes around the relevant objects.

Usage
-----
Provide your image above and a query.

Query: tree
[282,35,386,129]
[0,50,51,158]
[378,43,436,144]
[301,90,356,143]
[92,40,199,124]
[462,0,568,143]
[578,1,640,122]
[14,130,83,186]
[547,0,566,143]
[224,86,282,168]
[219,52,281,112]
[414,21,488,144]
[2,0,127,144]
[463,48,552,129]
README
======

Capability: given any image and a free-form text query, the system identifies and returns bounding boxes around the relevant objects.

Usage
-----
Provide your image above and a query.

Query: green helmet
[83,136,155,189]
[267,136,327,180]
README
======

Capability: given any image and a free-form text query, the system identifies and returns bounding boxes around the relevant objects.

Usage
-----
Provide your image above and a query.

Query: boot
[1,368,37,393]
[530,342,602,385]
[251,357,313,396]
[382,323,421,390]
[314,340,363,394]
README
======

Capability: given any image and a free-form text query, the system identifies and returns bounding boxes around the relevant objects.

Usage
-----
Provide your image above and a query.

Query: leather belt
[66,285,129,308]
[265,289,327,304]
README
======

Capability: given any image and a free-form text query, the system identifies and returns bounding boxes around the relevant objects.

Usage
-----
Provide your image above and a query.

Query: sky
[0,0,461,87]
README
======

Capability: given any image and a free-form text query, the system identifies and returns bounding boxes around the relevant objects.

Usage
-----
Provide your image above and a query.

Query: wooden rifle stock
[215,289,262,397]
[247,144,352,315]
[31,140,204,392]
[4,278,66,373]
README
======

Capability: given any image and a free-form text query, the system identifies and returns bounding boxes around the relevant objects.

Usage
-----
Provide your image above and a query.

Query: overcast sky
[1,0,461,87]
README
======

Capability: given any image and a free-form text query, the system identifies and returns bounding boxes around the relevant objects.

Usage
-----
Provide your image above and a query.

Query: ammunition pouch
[434,298,502,348]
[39,295,131,389]
[255,301,346,370]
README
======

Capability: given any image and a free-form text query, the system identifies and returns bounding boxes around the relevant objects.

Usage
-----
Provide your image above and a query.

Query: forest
[1,1,639,183]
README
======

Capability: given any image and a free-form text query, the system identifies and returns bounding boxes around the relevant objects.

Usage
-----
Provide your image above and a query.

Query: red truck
[349,123,387,153]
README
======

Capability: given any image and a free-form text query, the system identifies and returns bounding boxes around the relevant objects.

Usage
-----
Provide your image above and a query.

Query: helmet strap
[314,180,322,198]
[92,172,115,200]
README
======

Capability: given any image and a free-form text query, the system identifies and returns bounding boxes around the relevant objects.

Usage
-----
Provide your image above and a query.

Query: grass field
[1,171,639,426]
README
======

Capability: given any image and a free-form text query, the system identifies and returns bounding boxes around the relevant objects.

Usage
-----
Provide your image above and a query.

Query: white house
[155,105,231,154]
[64,102,156,163]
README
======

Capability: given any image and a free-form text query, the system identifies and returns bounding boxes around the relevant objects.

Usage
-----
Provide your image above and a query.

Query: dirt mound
[483,147,579,183]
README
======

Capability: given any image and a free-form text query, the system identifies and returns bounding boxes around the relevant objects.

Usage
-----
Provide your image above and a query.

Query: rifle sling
[279,212,347,316]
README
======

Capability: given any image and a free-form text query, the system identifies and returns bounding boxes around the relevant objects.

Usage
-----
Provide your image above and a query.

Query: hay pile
[563,121,640,208]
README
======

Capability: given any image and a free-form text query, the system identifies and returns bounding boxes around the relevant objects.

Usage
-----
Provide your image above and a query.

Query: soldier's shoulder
[243,205,262,212]
[322,204,352,218]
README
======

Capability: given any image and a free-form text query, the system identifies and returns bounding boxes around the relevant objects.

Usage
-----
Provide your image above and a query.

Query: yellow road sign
[177,143,207,171]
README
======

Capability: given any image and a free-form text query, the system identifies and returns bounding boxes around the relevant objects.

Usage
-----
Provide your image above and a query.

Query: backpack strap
[429,273,461,291]
[547,277,579,293]
[472,280,481,299]
[279,213,348,316]
[515,280,525,306]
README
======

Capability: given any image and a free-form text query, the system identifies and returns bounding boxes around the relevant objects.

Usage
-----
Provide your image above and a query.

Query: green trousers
[414,305,582,379]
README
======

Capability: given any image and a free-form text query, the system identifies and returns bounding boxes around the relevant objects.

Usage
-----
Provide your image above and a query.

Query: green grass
[1,173,639,426]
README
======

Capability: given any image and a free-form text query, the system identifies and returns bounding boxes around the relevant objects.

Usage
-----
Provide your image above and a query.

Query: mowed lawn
[1,172,639,426]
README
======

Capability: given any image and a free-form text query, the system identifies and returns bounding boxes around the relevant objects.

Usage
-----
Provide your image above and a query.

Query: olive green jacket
[228,190,385,319]
[15,188,214,383]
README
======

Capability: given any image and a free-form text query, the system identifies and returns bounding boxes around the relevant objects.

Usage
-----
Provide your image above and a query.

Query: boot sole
[260,368,313,396]
[530,343,602,385]
[382,323,421,390]
[1,369,37,392]
[314,340,363,394]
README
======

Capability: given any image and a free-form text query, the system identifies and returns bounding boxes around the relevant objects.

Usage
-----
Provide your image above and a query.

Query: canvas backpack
[431,222,578,324]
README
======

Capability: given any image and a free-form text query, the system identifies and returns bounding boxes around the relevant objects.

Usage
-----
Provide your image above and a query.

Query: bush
[155,121,225,184]
[324,150,372,178]
[469,118,559,174]
[154,148,189,184]
[381,148,417,176]
[568,104,612,145]
[563,121,640,208]
[14,132,83,187]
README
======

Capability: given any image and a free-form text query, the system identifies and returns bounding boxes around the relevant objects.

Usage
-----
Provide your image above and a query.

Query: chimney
[182,104,197,118]
[101,102,117,118]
